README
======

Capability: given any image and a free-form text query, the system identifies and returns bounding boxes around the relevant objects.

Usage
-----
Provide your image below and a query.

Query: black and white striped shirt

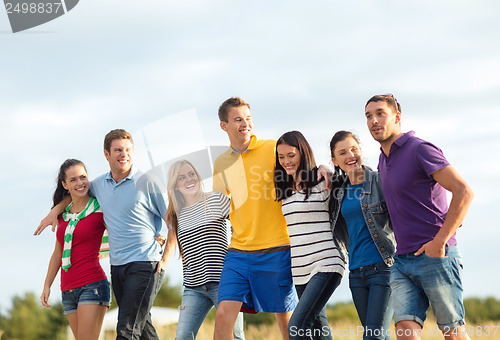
[177,192,231,287]
[282,181,345,285]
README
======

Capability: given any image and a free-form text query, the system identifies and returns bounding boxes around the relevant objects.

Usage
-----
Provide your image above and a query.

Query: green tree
[326,301,359,323]
[2,292,66,340]
[464,297,500,323]
[0,312,7,339]
[154,277,182,308]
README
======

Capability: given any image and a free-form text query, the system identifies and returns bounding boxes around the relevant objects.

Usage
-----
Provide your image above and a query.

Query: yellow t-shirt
[213,135,290,251]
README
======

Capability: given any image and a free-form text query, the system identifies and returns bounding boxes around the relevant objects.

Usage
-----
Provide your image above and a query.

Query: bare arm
[317,164,333,190]
[157,214,177,273]
[34,195,71,235]
[415,165,474,257]
[41,241,62,307]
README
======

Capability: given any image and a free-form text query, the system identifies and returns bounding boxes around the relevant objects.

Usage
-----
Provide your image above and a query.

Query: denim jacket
[331,166,396,267]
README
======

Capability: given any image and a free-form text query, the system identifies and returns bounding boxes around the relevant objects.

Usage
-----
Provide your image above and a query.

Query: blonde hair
[167,160,205,258]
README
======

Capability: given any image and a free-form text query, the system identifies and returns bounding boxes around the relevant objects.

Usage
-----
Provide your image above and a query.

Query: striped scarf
[61,197,104,271]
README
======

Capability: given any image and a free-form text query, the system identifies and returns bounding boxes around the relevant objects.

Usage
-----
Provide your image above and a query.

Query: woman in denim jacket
[329,131,396,340]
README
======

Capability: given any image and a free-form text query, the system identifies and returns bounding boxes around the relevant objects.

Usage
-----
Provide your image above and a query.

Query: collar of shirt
[379,130,415,156]
[105,164,138,184]
[231,134,258,154]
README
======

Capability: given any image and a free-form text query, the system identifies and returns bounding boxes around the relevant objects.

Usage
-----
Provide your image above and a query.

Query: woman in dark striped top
[274,131,346,340]
[166,160,244,340]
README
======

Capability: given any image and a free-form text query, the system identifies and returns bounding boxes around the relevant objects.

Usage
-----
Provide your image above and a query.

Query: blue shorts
[390,245,465,331]
[218,249,297,313]
[62,279,111,315]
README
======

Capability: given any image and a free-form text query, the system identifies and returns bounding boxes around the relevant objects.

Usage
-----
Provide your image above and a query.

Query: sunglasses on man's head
[381,93,400,111]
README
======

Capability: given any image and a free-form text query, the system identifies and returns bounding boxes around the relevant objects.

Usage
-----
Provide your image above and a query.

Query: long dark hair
[52,159,86,208]
[274,131,321,201]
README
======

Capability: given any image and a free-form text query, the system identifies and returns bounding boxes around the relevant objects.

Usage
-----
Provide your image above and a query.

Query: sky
[1,0,500,313]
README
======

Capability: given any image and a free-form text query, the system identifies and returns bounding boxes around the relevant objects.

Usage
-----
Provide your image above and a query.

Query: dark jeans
[288,272,342,340]
[349,262,393,340]
[111,261,164,340]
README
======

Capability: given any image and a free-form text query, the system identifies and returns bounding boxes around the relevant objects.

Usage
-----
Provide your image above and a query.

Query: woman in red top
[40,159,110,340]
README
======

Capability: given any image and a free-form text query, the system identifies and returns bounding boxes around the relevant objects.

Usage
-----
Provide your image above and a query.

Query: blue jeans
[111,261,164,340]
[391,245,465,332]
[349,263,393,340]
[62,279,111,314]
[176,282,244,340]
[288,272,342,340]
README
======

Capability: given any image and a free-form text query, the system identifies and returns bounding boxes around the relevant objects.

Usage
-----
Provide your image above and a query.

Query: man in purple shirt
[365,94,474,340]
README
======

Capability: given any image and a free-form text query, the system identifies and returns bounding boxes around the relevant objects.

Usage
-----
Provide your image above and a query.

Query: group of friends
[35,94,474,340]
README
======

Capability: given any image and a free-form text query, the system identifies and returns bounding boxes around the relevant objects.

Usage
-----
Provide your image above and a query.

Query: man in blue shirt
[36,129,175,340]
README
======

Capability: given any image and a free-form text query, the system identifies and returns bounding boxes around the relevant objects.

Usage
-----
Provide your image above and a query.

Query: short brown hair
[104,129,133,152]
[365,94,401,113]
[218,97,250,122]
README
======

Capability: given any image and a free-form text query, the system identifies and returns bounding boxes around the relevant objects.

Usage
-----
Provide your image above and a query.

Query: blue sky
[1,0,499,312]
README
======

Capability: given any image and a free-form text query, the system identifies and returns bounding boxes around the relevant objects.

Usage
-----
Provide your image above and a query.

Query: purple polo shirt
[378,131,457,255]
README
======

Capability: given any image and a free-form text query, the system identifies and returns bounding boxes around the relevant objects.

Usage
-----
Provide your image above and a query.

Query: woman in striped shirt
[274,131,346,340]
[166,160,244,340]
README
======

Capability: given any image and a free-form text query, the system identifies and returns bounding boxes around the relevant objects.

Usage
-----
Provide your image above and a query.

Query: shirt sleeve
[89,180,96,198]
[212,165,229,195]
[416,142,450,177]
[138,174,168,221]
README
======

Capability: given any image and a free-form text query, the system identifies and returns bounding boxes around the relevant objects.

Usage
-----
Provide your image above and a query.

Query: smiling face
[332,136,363,175]
[365,100,401,146]
[62,164,90,200]
[277,143,301,178]
[175,163,201,200]
[104,138,133,178]
[220,105,253,149]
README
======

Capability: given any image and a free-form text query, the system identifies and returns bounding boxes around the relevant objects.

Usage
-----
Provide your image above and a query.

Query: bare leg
[214,300,243,340]
[76,305,108,340]
[67,313,78,339]
[443,325,471,340]
[275,311,293,340]
[396,320,422,340]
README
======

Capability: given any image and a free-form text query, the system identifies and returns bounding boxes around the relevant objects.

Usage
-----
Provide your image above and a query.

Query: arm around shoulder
[317,164,333,190]
[34,195,71,235]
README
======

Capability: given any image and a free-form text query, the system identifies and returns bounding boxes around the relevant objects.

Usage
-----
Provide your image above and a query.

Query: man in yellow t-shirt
[212,97,296,340]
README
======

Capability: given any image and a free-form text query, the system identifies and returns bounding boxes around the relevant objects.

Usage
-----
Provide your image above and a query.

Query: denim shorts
[218,250,297,313]
[390,245,465,331]
[62,279,111,315]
